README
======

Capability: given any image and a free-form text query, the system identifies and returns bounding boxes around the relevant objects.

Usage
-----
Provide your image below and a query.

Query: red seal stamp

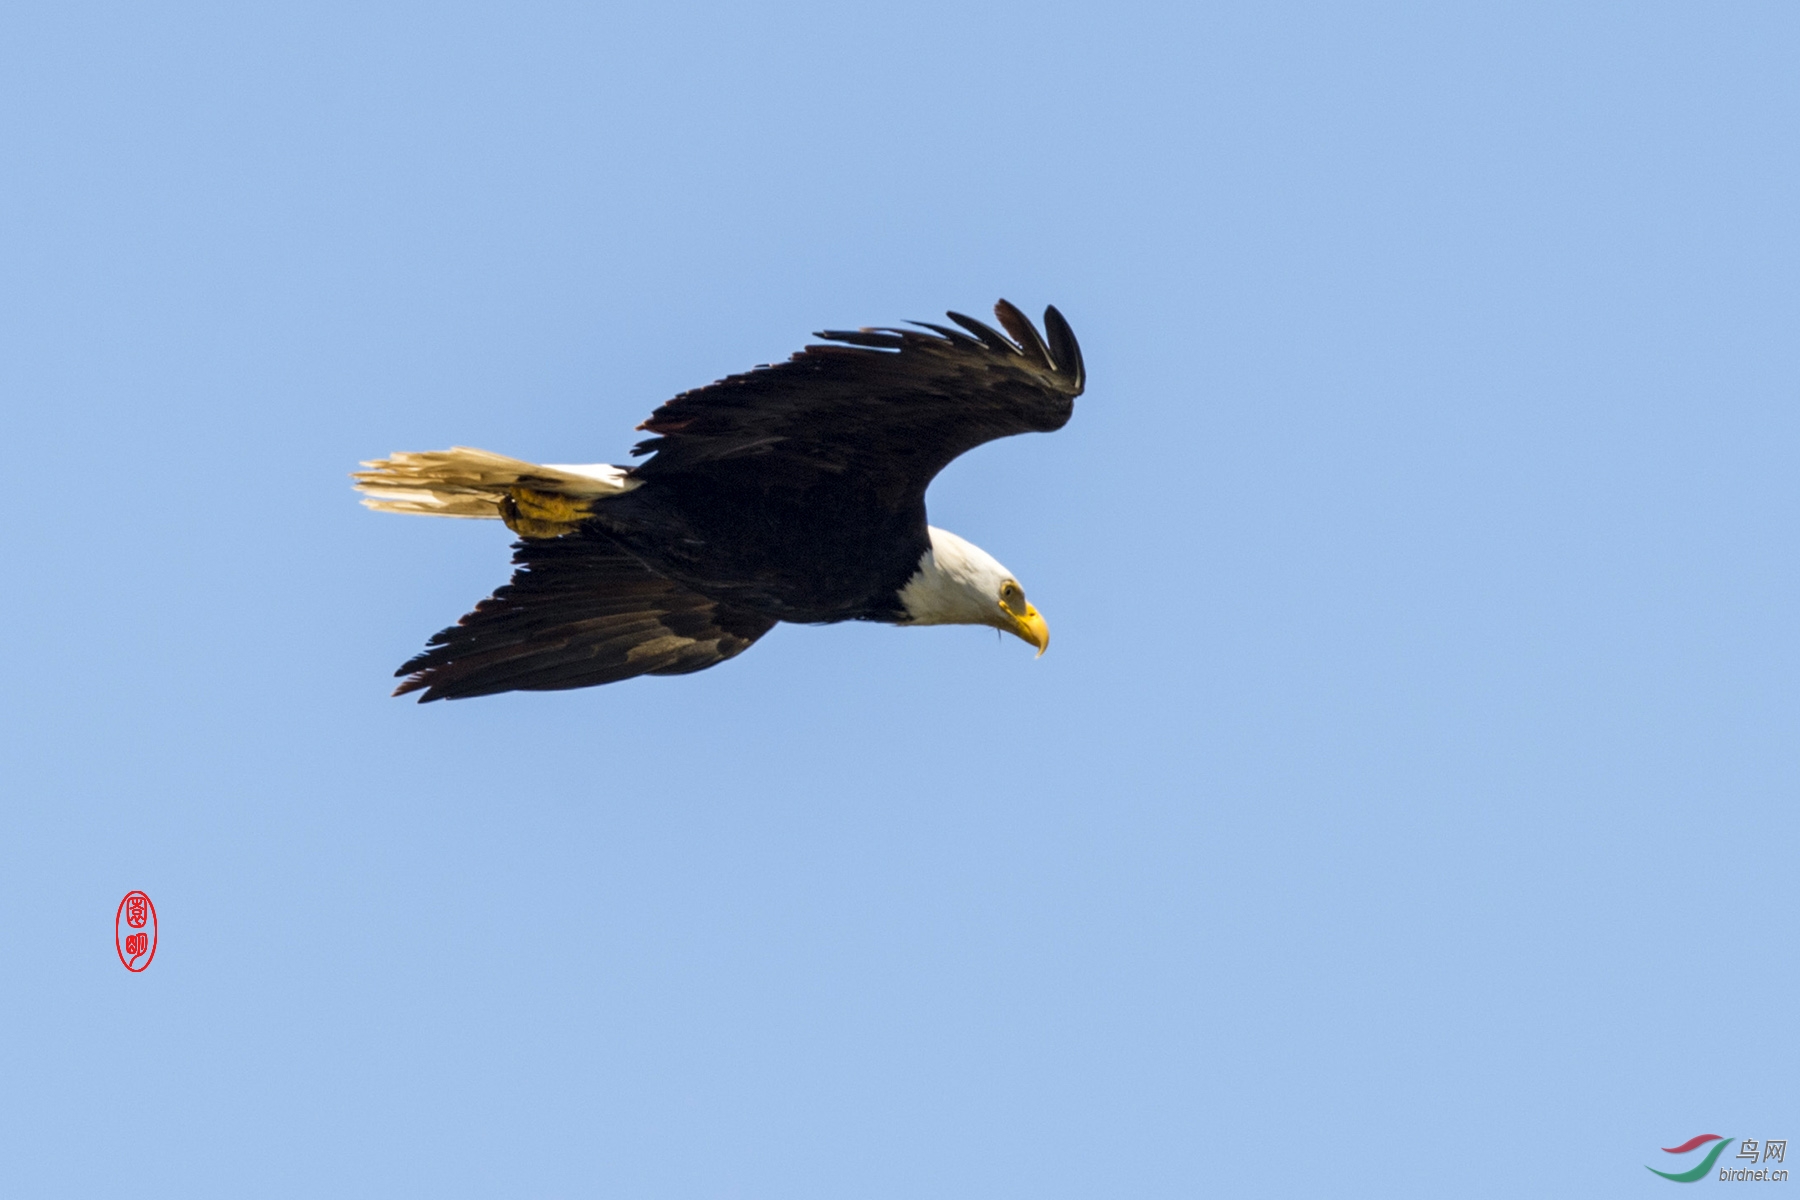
[115,890,157,972]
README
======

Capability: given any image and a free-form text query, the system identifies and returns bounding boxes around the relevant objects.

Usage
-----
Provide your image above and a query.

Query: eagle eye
[999,580,1025,613]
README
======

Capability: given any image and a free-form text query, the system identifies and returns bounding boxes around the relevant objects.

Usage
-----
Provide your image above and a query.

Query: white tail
[353,446,640,520]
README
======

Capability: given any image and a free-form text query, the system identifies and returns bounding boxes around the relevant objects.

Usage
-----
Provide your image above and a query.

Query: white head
[895,526,1050,655]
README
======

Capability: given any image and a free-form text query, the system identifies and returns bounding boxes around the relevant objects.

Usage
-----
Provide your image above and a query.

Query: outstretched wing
[394,533,775,701]
[630,300,1084,502]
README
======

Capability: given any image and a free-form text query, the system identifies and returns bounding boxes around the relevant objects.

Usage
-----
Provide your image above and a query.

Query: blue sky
[1,2,1795,1196]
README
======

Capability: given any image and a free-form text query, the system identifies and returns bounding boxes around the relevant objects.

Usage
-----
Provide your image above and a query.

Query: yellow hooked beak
[1001,601,1050,658]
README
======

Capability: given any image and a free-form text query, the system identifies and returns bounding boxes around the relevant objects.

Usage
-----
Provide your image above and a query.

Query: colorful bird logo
[1648,1135,1735,1182]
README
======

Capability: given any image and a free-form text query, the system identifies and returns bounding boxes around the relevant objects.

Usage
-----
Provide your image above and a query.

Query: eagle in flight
[355,300,1085,701]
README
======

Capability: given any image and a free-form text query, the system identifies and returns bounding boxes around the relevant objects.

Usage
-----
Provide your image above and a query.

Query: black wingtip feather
[1041,305,1085,394]
[907,320,984,347]
[944,310,1016,354]
[991,299,1053,370]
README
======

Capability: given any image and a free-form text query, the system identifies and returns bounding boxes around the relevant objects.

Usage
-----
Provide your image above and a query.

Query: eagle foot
[499,487,592,538]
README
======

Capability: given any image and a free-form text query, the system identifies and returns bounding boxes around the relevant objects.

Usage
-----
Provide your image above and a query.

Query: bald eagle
[354,300,1085,701]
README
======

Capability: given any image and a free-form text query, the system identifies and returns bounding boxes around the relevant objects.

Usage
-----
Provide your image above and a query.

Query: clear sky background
[2,3,1795,1196]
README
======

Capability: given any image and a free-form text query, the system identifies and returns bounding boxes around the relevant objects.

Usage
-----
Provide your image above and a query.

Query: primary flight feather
[354,299,1085,701]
